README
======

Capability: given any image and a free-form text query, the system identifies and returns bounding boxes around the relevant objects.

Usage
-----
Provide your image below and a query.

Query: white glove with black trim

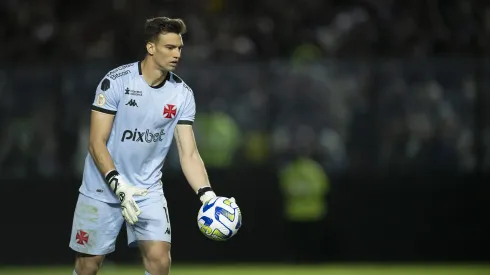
[105,170,148,225]
[197,186,217,204]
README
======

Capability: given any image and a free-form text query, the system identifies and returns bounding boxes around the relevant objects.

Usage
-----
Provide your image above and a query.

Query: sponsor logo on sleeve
[96,94,106,106]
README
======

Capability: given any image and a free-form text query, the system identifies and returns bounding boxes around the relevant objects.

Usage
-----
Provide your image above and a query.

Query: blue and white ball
[197,197,242,241]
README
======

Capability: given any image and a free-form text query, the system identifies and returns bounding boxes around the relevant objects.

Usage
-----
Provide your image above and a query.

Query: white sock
[145,272,152,275]
[73,270,78,275]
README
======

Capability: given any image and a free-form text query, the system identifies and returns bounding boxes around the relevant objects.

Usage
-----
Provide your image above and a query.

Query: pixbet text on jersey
[121,129,165,143]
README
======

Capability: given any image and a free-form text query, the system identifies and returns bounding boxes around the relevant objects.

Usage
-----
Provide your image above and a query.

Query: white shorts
[69,192,171,255]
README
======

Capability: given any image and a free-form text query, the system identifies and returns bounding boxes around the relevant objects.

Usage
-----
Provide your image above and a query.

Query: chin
[159,64,174,72]
[156,62,174,72]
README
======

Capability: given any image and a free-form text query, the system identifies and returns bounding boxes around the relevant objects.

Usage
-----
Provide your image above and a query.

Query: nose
[174,48,181,59]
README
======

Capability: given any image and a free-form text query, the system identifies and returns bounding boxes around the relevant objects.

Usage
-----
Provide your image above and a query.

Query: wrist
[105,170,118,181]
[105,170,121,193]
[197,186,216,203]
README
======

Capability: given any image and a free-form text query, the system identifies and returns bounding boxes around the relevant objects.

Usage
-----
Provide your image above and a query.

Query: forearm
[180,153,211,194]
[89,141,116,176]
[174,125,215,202]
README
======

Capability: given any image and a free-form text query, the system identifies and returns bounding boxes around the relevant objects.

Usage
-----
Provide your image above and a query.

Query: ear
[146,42,155,56]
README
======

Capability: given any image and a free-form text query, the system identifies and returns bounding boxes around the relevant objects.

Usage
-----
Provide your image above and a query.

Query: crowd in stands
[0,0,489,179]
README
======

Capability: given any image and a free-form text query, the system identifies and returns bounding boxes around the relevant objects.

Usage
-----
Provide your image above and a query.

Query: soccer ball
[197,196,242,241]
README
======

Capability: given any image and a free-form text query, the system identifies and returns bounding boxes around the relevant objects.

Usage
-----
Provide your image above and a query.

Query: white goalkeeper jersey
[79,61,196,203]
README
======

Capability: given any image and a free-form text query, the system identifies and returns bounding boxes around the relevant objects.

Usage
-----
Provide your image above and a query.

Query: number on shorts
[163,206,169,223]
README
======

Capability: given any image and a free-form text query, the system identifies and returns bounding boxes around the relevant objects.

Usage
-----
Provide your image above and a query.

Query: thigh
[69,193,125,255]
[126,193,171,247]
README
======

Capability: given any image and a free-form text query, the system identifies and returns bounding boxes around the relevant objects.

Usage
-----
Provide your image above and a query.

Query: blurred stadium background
[1,0,490,274]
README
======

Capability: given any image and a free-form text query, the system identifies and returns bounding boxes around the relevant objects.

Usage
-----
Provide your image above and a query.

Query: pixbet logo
[121,129,165,143]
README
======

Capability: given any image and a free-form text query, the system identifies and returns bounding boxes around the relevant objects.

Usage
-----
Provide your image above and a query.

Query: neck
[140,57,168,87]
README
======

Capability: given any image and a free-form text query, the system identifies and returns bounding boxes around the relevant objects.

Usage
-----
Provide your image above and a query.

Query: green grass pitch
[1,264,490,275]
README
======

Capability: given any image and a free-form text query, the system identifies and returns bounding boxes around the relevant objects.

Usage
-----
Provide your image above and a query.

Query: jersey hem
[79,190,120,204]
[79,183,165,204]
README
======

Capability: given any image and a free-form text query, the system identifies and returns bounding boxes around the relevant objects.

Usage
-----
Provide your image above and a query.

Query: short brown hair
[144,17,187,43]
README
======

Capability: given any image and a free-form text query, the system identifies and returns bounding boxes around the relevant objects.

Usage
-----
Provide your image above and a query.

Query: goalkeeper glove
[105,170,148,225]
[197,186,216,203]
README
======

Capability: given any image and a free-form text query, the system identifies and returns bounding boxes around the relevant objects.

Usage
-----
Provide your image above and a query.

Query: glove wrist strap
[105,170,120,193]
[197,186,213,198]
[198,186,216,203]
[105,170,119,181]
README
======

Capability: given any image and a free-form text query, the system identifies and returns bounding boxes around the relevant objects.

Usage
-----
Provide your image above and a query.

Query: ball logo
[121,129,165,143]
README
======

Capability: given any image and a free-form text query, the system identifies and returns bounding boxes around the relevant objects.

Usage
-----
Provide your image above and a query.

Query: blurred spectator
[1,0,488,64]
[0,0,488,179]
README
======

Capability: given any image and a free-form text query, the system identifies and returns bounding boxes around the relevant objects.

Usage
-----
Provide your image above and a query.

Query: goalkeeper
[69,17,219,275]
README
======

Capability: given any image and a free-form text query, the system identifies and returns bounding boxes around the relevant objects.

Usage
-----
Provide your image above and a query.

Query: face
[146,32,183,72]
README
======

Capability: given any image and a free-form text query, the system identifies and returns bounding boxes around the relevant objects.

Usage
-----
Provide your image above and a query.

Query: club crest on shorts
[76,230,89,245]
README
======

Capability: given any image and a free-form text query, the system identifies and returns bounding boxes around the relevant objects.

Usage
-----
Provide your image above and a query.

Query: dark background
[1,0,490,268]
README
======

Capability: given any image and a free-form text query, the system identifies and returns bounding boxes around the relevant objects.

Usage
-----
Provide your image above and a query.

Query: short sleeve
[178,85,195,125]
[91,77,122,115]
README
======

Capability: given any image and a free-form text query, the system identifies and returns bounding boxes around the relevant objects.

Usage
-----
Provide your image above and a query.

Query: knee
[75,253,104,275]
[144,250,171,271]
